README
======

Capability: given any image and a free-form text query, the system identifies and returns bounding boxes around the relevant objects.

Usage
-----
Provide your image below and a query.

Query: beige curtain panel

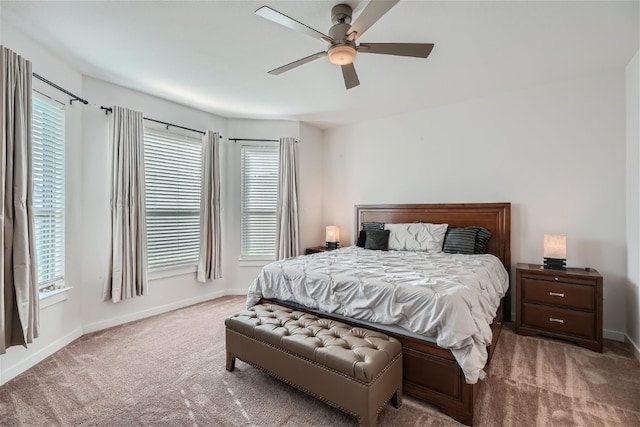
[105,106,148,303]
[0,46,39,354]
[275,137,300,260]
[197,130,222,282]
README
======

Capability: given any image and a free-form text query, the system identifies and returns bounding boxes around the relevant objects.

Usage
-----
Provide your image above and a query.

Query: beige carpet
[0,296,638,426]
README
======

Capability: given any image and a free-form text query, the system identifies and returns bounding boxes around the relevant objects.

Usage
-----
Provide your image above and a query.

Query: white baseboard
[603,329,626,342]
[626,334,640,362]
[82,289,242,334]
[83,288,247,334]
[1,327,83,386]
[603,330,640,361]
[225,289,248,296]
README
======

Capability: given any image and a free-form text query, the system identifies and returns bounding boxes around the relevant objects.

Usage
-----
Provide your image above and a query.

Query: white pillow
[386,223,448,252]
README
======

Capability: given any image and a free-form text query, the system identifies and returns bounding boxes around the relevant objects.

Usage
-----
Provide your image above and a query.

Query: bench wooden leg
[226,353,236,371]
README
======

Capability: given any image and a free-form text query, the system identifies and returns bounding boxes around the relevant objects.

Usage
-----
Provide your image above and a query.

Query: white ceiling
[1,1,638,129]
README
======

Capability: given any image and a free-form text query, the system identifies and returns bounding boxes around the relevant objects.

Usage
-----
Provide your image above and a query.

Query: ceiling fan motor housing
[330,3,355,44]
[328,4,356,65]
[329,23,353,43]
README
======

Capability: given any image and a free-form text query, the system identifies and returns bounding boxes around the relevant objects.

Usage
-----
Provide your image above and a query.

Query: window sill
[149,264,197,281]
[39,287,72,309]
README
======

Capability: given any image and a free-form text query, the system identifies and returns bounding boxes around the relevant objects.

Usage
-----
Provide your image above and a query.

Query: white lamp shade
[325,226,340,243]
[544,234,567,259]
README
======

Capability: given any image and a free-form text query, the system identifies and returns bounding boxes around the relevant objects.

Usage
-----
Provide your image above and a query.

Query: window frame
[143,126,203,273]
[32,91,66,293]
[240,142,279,261]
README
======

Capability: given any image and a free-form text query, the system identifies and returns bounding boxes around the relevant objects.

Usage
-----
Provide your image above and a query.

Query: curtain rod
[229,138,299,143]
[34,72,112,114]
[34,73,208,136]
[143,117,206,136]
[99,108,207,136]
[33,72,89,105]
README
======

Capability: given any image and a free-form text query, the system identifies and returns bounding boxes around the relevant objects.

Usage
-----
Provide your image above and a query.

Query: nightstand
[305,246,333,255]
[515,263,603,352]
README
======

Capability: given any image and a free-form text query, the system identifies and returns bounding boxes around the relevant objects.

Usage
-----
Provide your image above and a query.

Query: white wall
[626,50,640,356]
[323,70,628,338]
[0,21,84,383]
[299,123,325,249]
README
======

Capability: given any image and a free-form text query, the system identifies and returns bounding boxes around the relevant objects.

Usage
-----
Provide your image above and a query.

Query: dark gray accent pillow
[364,230,390,251]
[362,221,384,231]
[472,226,492,254]
[356,230,366,247]
[443,227,478,254]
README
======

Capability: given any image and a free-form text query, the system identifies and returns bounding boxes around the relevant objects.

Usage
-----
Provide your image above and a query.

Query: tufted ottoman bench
[225,303,403,427]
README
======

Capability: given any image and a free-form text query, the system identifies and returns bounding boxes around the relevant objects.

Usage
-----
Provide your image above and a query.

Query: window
[32,93,65,290]
[241,145,279,259]
[144,128,202,270]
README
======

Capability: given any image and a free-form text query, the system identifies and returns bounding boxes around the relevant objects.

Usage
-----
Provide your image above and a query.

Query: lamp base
[326,242,339,250]
[544,257,566,270]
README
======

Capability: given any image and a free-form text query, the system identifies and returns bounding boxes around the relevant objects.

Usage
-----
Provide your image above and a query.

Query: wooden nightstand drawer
[515,263,603,352]
[521,277,594,310]
[520,271,595,287]
[522,303,595,339]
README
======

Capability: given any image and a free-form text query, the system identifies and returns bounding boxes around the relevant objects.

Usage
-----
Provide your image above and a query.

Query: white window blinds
[241,145,279,259]
[32,93,65,289]
[144,128,202,270]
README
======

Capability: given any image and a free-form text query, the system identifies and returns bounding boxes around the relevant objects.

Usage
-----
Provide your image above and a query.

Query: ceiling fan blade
[357,43,434,58]
[256,6,333,44]
[341,63,360,90]
[347,0,400,41]
[268,51,327,75]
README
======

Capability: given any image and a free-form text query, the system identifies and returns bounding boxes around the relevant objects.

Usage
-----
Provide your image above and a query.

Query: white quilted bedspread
[246,246,509,384]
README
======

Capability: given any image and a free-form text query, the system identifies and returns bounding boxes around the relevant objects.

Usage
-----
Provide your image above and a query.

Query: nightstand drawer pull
[554,277,559,281]
[549,317,564,324]
[549,292,565,297]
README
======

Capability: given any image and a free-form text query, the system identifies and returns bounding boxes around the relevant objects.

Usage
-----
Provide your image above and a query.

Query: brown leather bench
[225,303,403,427]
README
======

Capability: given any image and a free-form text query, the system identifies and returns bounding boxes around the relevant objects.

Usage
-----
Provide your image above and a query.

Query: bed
[249,203,511,425]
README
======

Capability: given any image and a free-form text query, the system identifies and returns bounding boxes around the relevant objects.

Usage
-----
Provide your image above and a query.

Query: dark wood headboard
[355,203,511,270]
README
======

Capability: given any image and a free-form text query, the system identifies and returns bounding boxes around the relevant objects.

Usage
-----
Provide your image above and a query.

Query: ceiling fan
[255,0,434,90]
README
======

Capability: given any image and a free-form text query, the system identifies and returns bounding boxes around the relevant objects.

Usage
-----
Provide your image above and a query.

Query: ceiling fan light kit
[256,0,434,90]
[328,45,357,65]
